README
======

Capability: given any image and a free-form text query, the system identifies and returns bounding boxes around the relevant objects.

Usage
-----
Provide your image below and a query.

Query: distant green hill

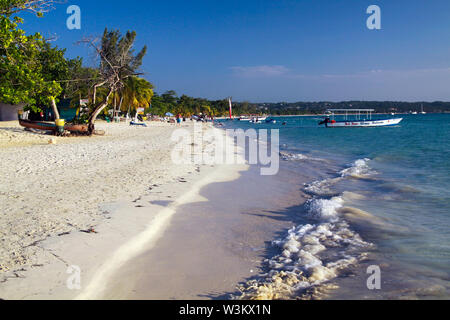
[232,101,450,115]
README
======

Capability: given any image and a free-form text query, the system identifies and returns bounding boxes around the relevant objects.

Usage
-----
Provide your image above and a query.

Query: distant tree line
[148,96,450,117]
[148,92,262,117]
[257,101,450,115]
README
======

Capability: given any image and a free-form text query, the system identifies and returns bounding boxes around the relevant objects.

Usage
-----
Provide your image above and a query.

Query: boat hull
[250,117,267,123]
[326,118,403,128]
[19,119,57,131]
[19,119,89,134]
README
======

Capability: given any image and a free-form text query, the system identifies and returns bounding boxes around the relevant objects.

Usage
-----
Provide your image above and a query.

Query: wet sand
[100,165,308,300]
[0,122,250,299]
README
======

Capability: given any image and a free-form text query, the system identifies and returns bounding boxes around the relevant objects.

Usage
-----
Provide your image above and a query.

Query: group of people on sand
[175,113,215,126]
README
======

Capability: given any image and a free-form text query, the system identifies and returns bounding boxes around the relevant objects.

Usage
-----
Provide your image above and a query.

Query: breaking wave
[304,158,374,196]
[340,158,373,178]
[235,160,375,300]
[280,151,325,162]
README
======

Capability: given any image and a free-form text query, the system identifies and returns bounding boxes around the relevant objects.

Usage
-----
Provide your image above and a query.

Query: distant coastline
[224,101,450,117]
[216,112,449,119]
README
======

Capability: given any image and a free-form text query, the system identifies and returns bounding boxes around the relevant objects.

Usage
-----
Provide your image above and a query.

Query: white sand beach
[0,120,308,300]
[0,121,234,298]
[0,121,193,272]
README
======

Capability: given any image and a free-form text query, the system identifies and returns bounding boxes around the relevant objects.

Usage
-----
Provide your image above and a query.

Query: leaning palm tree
[80,28,147,134]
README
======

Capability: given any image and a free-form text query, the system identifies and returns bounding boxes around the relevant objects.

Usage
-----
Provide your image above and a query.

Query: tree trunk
[119,96,123,113]
[113,94,117,120]
[88,88,114,135]
[51,97,60,120]
[92,81,107,107]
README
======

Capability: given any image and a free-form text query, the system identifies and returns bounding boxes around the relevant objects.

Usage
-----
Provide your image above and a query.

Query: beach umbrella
[165,112,174,117]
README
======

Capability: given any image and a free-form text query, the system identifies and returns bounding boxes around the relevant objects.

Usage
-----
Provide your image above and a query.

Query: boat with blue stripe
[319,109,403,128]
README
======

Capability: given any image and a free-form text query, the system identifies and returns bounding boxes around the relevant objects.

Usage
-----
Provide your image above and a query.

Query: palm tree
[119,76,154,115]
[81,28,147,134]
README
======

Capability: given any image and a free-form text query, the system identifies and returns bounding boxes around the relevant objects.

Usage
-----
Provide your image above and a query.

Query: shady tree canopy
[0,0,66,117]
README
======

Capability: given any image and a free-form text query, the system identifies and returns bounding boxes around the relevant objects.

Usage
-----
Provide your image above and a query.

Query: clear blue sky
[21,0,450,102]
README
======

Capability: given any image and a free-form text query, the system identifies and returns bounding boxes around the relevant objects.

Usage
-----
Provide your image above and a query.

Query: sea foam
[235,159,374,300]
[340,158,373,178]
[305,158,374,196]
[280,151,324,162]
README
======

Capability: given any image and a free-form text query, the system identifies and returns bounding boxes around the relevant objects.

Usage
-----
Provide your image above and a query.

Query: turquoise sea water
[223,114,450,299]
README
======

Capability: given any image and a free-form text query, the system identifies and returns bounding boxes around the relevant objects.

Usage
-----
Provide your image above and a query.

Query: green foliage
[64,58,99,100]
[98,28,147,91]
[0,0,54,15]
[119,76,153,112]
[0,0,100,115]
[149,93,170,116]
[84,27,149,129]
[148,91,231,117]
[0,0,62,108]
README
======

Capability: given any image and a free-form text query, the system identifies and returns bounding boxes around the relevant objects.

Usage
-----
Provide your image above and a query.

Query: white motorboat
[238,116,251,122]
[250,116,267,123]
[319,109,403,128]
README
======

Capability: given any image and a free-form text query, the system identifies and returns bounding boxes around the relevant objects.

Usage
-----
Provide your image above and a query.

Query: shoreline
[0,121,237,299]
[100,164,308,300]
[75,162,249,300]
[0,163,240,299]
[1,120,305,300]
[4,117,447,300]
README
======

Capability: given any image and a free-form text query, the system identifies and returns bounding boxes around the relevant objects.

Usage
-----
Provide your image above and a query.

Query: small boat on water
[237,115,268,123]
[319,109,403,128]
[421,104,427,115]
[250,116,267,124]
[238,116,251,122]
